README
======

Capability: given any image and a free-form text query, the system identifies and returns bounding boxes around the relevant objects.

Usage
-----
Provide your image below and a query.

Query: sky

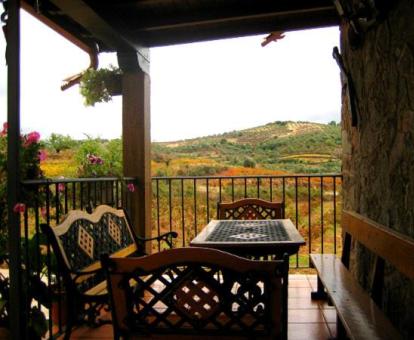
[0,10,341,142]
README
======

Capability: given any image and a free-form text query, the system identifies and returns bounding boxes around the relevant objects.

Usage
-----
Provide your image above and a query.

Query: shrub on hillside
[75,137,122,177]
[243,158,256,168]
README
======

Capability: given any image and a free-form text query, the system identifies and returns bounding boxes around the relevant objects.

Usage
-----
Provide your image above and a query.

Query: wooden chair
[217,198,285,220]
[41,204,177,340]
[102,247,289,339]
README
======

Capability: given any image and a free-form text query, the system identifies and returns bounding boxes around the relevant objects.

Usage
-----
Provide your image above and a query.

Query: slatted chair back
[102,247,289,340]
[217,198,285,220]
[41,205,139,293]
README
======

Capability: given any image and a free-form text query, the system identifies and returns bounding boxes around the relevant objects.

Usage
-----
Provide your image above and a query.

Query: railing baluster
[206,178,210,223]
[231,178,235,201]
[194,179,198,235]
[72,182,76,209]
[295,177,299,268]
[219,178,222,203]
[168,179,173,233]
[270,177,273,201]
[64,183,68,214]
[55,183,60,224]
[308,176,312,259]
[333,176,337,254]
[320,176,324,254]
[181,179,185,247]
[156,179,161,252]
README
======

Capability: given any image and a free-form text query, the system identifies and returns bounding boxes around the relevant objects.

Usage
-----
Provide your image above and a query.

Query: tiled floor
[62,274,336,340]
[288,274,336,340]
[0,275,336,339]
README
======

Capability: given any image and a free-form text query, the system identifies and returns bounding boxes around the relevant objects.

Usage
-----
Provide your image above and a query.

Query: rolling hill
[152,121,341,176]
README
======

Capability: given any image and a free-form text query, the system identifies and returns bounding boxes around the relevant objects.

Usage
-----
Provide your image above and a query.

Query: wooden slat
[310,254,402,340]
[342,210,414,280]
[74,244,138,284]
[84,280,107,296]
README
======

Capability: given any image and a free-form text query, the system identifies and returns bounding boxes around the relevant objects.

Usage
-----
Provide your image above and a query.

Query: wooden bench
[102,247,289,339]
[217,198,285,220]
[310,210,414,340]
[41,204,177,340]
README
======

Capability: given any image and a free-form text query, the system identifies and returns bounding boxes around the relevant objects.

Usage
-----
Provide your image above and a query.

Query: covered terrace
[3,0,414,339]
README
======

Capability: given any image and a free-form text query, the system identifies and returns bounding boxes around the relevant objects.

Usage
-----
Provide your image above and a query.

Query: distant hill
[152,121,341,176]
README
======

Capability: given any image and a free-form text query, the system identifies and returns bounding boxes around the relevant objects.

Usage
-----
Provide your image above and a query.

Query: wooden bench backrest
[43,205,138,276]
[217,198,285,220]
[103,247,288,340]
[342,210,414,281]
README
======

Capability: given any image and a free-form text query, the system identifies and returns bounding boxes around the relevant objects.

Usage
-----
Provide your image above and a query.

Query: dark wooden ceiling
[22,0,339,52]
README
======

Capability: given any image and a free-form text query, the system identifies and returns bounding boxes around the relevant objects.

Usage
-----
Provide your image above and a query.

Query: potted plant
[79,66,122,106]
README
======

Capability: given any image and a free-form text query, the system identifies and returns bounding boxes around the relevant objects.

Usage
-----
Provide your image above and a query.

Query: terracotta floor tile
[321,308,337,323]
[289,279,312,288]
[318,300,336,309]
[288,322,331,340]
[289,274,308,280]
[327,322,337,338]
[288,297,320,309]
[289,287,313,298]
[289,309,325,323]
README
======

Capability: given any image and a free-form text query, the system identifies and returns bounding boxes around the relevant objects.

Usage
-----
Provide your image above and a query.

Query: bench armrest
[71,267,101,277]
[135,231,178,249]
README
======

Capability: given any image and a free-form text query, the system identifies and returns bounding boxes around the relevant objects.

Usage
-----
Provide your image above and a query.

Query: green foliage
[0,125,47,256]
[152,121,341,174]
[75,137,122,177]
[243,158,256,168]
[47,133,75,153]
[79,66,122,107]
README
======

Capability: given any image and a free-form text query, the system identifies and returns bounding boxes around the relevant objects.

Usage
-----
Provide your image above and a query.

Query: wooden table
[190,219,305,258]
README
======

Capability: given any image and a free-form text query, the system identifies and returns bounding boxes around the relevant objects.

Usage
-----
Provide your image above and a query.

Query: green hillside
[41,121,341,178]
[152,121,341,175]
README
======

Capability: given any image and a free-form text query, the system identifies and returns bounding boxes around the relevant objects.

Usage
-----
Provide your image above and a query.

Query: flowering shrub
[0,122,47,255]
[75,137,122,177]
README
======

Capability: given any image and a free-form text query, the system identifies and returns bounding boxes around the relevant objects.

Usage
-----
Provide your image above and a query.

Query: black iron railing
[18,173,342,338]
[151,174,343,267]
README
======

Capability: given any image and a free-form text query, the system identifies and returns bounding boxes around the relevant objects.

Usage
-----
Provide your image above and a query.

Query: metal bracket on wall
[1,0,8,63]
[333,47,359,127]
[333,0,395,50]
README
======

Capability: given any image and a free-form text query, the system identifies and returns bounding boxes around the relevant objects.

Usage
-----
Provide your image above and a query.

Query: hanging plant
[79,66,122,107]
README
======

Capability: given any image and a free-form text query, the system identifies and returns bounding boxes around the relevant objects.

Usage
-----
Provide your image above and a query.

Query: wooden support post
[118,50,152,252]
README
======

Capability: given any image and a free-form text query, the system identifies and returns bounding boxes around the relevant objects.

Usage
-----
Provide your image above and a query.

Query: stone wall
[340,0,414,337]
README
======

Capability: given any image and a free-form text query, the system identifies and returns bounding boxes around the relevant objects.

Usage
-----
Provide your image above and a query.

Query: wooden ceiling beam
[49,0,138,52]
[134,6,335,33]
[127,7,339,47]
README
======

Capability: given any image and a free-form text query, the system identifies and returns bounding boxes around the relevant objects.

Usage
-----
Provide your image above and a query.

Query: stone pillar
[340,0,414,337]
[118,50,152,251]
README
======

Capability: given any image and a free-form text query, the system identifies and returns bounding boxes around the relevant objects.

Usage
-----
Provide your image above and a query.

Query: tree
[47,133,75,153]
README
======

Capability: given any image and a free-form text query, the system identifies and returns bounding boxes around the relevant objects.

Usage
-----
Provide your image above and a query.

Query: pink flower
[40,207,47,218]
[24,131,40,146]
[127,183,135,192]
[13,203,26,214]
[57,183,65,192]
[87,154,103,165]
[0,122,8,136]
[38,150,47,161]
